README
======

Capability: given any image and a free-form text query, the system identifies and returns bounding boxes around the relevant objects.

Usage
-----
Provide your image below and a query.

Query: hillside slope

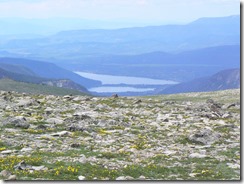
[159,68,240,94]
[0,78,89,96]
[0,66,89,93]
[0,58,101,88]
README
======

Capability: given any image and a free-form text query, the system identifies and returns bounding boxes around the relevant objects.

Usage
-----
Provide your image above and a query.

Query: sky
[0,0,240,23]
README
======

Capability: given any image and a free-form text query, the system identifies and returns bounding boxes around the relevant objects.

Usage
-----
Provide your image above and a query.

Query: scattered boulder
[14,161,32,170]
[20,147,33,152]
[189,153,206,158]
[78,154,87,164]
[46,118,64,125]
[188,128,221,145]
[1,150,17,154]
[7,175,17,180]
[70,143,81,148]
[16,99,34,107]
[51,131,72,137]
[116,176,134,180]
[14,161,47,172]
[67,125,84,132]
[78,175,86,180]
[3,116,30,129]
[111,94,118,98]
[138,175,146,180]
[134,99,142,104]
[0,170,12,178]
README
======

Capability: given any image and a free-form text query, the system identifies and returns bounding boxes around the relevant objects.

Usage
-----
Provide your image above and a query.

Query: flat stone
[189,153,206,158]
[20,147,33,152]
[32,166,46,171]
[7,175,17,180]
[1,150,15,154]
[51,131,72,137]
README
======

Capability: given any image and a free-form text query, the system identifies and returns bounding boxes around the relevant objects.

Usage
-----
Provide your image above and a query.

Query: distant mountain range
[158,68,240,94]
[0,15,240,96]
[64,44,240,82]
[0,15,239,61]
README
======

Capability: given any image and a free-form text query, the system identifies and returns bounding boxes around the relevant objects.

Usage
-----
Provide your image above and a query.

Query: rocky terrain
[0,89,240,180]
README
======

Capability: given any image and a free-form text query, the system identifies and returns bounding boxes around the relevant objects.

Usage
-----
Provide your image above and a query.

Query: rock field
[0,89,240,180]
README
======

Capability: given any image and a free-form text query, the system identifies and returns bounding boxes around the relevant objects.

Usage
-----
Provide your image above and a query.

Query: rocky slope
[0,89,240,180]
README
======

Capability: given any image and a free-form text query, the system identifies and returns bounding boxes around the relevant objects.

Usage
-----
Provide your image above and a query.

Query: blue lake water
[89,87,155,93]
[75,71,179,93]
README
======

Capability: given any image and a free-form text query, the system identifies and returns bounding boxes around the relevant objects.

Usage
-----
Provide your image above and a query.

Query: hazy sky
[0,0,240,23]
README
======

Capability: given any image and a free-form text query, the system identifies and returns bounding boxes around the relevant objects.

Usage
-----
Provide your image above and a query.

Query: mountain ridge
[0,15,239,60]
[159,68,240,94]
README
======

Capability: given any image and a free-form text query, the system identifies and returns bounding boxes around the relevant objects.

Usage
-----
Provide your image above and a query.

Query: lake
[75,71,179,93]
[89,87,155,93]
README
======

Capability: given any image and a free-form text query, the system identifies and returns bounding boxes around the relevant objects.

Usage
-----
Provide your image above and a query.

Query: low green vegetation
[0,89,240,180]
[0,79,87,96]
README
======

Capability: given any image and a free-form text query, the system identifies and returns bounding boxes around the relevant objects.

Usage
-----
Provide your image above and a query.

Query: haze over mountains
[0,15,239,59]
[0,15,240,96]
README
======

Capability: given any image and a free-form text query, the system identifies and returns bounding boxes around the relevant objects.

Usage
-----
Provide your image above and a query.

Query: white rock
[32,166,46,171]
[227,163,240,169]
[149,122,160,127]
[189,173,198,177]
[7,175,17,180]
[189,153,206,158]
[116,176,126,180]
[164,150,177,155]
[1,150,15,154]
[51,131,71,137]
[78,175,86,180]
[20,147,33,152]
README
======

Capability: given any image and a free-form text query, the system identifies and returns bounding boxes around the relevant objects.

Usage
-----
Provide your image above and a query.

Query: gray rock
[16,99,34,107]
[188,128,221,145]
[79,154,87,164]
[4,116,30,129]
[46,118,64,125]
[138,175,146,180]
[14,161,31,170]
[0,170,11,178]
[14,161,47,171]
[67,125,84,132]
